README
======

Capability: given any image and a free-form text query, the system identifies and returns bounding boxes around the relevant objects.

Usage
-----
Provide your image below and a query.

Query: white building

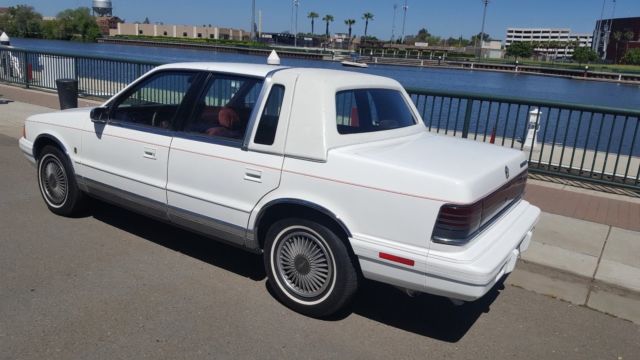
[505,28,593,60]
[480,40,504,59]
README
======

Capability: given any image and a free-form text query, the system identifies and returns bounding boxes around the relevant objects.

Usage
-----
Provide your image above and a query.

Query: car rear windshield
[335,88,417,135]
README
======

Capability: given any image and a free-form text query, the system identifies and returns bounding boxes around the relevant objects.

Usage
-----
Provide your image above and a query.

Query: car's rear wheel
[37,145,86,216]
[264,218,359,317]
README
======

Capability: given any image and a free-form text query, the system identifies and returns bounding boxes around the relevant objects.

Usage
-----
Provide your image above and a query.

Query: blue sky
[2,0,640,39]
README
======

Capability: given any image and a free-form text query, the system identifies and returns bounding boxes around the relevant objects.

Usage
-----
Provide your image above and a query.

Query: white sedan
[19,62,540,317]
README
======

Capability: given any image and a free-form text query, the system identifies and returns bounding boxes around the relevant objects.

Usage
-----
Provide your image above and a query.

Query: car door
[80,70,201,219]
[167,73,288,246]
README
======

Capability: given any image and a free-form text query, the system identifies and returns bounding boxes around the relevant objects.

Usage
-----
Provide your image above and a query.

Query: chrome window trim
[172,132,244,148]
[242,68,284,151]
[103,120,177,137]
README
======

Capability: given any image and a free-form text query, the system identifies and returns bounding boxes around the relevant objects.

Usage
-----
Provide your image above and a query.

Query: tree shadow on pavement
[90,199,266,281]
[90,198,501,342]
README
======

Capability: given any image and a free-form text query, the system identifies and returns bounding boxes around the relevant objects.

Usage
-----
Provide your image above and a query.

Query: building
[110,23,247,41]
[505,28,593,60]
[96,16,122,35]
[480,40,504,59]
[593,16,640,62]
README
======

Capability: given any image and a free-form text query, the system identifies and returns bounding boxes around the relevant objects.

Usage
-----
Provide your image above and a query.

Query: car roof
[155,62,287,78]
[155,62,397,86]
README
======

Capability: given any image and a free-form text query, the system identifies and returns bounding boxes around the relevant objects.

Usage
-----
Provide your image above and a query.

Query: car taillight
[22,124,26,138]
[432,202,483,245]
[432,171,527,246]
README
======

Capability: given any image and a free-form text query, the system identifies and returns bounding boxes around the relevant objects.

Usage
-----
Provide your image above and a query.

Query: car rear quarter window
[335,89,416,134]
[254,85,285,145]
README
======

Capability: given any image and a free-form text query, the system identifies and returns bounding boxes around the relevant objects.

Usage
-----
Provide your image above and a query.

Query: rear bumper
[19,137,36,166]
[424,200,540,301]
[351,200,540,301]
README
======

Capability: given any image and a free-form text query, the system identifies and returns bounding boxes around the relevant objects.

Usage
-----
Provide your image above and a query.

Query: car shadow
[90,199,266,281]
[348,280,503,342]
[89,198,501,342]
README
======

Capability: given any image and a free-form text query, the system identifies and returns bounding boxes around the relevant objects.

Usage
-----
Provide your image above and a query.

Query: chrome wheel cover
[39,154,68,207]
[275,230,334,299]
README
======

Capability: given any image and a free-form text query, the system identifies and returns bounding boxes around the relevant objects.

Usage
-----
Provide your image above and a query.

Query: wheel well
[255,202,362,276]
[33,136,65,161]
[256,202,351,251]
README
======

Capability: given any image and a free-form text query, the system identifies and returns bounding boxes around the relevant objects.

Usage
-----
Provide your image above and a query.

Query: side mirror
[90,107,108,123]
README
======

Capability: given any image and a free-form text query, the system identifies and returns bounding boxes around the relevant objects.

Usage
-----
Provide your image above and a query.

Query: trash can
[55,78,78,110]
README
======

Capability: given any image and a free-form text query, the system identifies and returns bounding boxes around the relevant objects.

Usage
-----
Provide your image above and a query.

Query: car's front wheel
[37,145,86,216]
[264,218,359,317]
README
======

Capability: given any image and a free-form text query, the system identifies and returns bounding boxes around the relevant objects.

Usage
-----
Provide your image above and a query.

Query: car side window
[335,88,416,134]
[110,71,196,129]
[254,85,285,146]
[184,74,264,141]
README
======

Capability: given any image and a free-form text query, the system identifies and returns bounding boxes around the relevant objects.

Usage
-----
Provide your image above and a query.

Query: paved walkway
[2,89,639,324]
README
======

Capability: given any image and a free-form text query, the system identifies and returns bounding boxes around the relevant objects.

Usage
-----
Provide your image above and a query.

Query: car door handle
[244,168,262,183]
[143,147,156,160]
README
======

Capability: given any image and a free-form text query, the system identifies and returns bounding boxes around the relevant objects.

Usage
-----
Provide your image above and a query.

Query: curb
[508,257,640,324]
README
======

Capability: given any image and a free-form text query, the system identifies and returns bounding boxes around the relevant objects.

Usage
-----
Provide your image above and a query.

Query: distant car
[19,62,540,317]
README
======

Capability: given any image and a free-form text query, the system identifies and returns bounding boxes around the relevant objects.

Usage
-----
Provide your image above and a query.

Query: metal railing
[0,47,162,97]
[406,88,640,191]
[1,46,639,191]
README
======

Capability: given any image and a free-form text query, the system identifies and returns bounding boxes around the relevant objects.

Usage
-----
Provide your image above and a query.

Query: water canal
[10,38,640,109]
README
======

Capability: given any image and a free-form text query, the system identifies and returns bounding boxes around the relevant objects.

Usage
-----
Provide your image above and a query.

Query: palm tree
[344,19,356,41]
[307,12,319,34]
[322,14,334,37]
[612,31,622,63]
[624,30,635,54]
[362,12,374,37]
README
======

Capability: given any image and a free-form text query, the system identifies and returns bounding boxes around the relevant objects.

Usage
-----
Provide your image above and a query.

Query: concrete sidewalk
[2,93,639,324]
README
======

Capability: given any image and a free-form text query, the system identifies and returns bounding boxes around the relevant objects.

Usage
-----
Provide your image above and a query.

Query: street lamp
[391,3,398,42]
[477,0,490,58]
[294,0,300,47]
[401,0,408,43]
[250,0,256,41]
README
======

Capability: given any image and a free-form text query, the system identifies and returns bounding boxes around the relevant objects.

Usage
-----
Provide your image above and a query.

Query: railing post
[22,51,29,88]
[462,99,473,138]
[73,55,79,81]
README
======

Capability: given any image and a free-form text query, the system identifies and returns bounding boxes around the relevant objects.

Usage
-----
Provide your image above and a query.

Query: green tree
[322,14,333,37]
[143,17,150,24]
[42,19,65,40]
[621,48,640,65]
[612,31,623,63]
[362,12,374,37]
[506,41,534,60]
[623,30,635,54]
[0,5,43,38]
[572,46,598,64]
[344,18,355,41]
[56,7,101,41]
[414,28,431,42]
[307,12,318,34]
[470,32,491,47]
